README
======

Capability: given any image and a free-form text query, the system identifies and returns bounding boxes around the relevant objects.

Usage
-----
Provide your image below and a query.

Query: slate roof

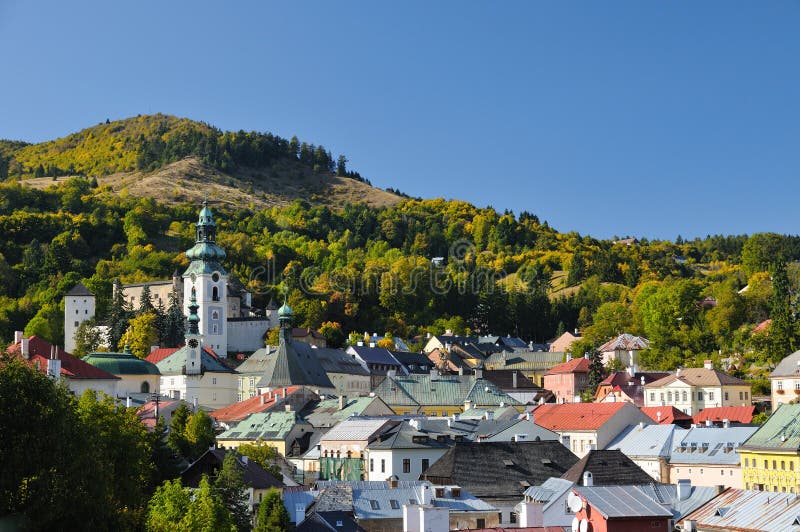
[561,450,656,486]
[771,349,800,378]
[297,511,364,532]
[739,403,800,452]
[670,426,757,465]
[6,336,119,381]
[481,370,539,390]
[523,477,574,510]
[367,421,456,450]
[681,488,800,531]
[210,386,304,423]
[389,350,436,373]
[257,330,334,389]
[641,406,693,425]
[692,406,755,425]
[283,486,318,523]
[151,344,235,375]
[372,374,520,407]
[65,281,94,296]
[347,346,403,367]
[181,448,283,490]
[483,351,564,371]
[645,368,748,388]
[300,345,370,376]
[598,333,650,352]
[532,402,638,431]
[606,423,682,459]
[421,441,580,503]
[574,486,673,519]
[301,397,392,429]
[544,357,590,375]
[235,346,275,375]
[217,411,305,442]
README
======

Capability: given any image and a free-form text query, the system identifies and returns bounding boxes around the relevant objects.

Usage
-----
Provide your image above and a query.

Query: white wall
[64,294,95,354]
[227,319,270,352]
[365,448,448,481]
[67,377,116,397]
[184,272,228,356]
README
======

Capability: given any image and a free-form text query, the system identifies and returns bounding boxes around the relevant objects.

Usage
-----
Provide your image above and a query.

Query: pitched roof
[257,331,334,389]
[484,351,565,371]
[606,423,682,459]
[319,418,393,442]
[210,386,304,423]
[681,488,800,531]
[598,333,650,352]
[83,350,161,375]
[367,421,457,450]
[308,346,370,376]
[6,336,119,381]
[670,426,758,465]
[389,350,436,373]
[532,402,638,431]
[347,345,403,367]
[371,374,520,407]
[235,346,275,375]
[596,371,670,404]
[181,448,283,490]
[692,406,755,425]
[421,441,580,502]
[740,403,800,451]
[151,344,234,375]
[561,450,656,486]
[523,477,575,511]
[65,281,94,296]
[217,411,305,442]
[632,483,719,521]
[481,370,539,390]
[574,486,673,519]
[641,406,693,425]
[301,397,393,429]
[645,368,749,388]
[292,327,326,340]
[544,357,590,375]
[771,349,800,378]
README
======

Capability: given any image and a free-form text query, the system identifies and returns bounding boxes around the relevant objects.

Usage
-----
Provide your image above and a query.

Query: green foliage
[213,453,252,532]
[146,476,236,532]
[119,312,160,358]
[184,409,216,460]
[236,439,283,479]
[254,487,290,532]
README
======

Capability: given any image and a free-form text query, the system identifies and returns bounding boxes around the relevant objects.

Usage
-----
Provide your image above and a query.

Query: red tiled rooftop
[544,357,590,375]
[5,336,119,380]
[532,402,629,430]
[693,406,755,425]
[641,406,692,425]
[145,345,219,365]
[210,385,303,423]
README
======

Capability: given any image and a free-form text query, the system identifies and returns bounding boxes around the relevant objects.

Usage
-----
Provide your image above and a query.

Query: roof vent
[715,507,730,517]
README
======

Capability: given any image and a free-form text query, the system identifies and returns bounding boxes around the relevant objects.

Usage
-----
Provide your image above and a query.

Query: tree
[320,321,345,348]
[162,287,186,348]
[139,284,156,315]
[767,261,796,362]
[236,439,282,479]
[73,318,108,356]
[586,348,605,398]
[376,331,396,350]
[183,476,236,532]
[213,453,251,532]
[146,478,192,532]
[185,409,215,460]
[254,487,290,532]
[336,154,348,176]
[265,326,279,346]
[108,279,132,349]
[150,415,184,486]
[119,312,160,358]
[168,403,192,460]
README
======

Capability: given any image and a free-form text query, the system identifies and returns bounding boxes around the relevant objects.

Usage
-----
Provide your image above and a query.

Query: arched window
[212,310,219,320]
[212,286,219,301]
[141,381,150,393]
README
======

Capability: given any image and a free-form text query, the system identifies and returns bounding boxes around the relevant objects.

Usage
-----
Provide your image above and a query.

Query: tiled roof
[645,368,748,387]
[210,386,303,423]
[681,488,800,531]
[692,406,755,425]
[371,374,520,407]
[561,450,656,486]
[152,345,234,375]
[771,349,800,378]
[217,411,305,442]
[532,402,637,431]
[641,406,693,425]
[65,281,93,296]
[574,486,673,519]
[306,346,369,376]
[544,357,590,375]
[598,333,650,352]
[347,346,403,366]
[606,423,681,459]
[670,426,757,465]
[740,403,800,451]
[421,441,580,503]
[292,327,326,340]
[597,371,670,405]
[6,336,119,381]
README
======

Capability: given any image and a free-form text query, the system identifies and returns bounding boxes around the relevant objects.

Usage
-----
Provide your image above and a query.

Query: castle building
[64,282,96,354]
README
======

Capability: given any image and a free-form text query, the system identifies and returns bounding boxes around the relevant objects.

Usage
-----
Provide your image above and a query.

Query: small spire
[187,286,200,335]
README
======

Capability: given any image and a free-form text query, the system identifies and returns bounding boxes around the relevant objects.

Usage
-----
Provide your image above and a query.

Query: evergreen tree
[107,279,132,349]
[586,348,605,396]
[168,403,192,460]
[336,154,347,176]
[213,453,252,532]
[183,476,236,532]
[163,287,186,348]
[150,415,184,486]
[768,261,796,362]
[139,284,156,315]
[254,487,290,532]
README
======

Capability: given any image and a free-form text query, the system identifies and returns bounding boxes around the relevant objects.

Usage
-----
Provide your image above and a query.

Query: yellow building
[216,410,312,456]
[739,404,800,493]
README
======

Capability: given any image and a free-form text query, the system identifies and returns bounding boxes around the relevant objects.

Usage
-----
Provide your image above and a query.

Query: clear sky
[1,1,799,240]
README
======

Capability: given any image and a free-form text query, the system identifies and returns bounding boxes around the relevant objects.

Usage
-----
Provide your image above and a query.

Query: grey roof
[633,483,719,520]
[484,350,565,370]
[301,397,392,429]
[257,330,334,389]
[561,450,656,486]
[302,346,370,376]
[421,441,580,503]
[155,345,236,375]
[771,349,800,378]
[319,418,393,442]
[523,477,574,511]
[217,411,306,442]
[670,426,758,465]
[347,346,403,367]
[606,423,682,459]
[235,346,275,375]
[389,351,436,373]
[575,486,673,519]
[367,421,455,450]
[65,281,93,297]
[681,488,800,531]
[371,374,520,407]
[283,487,318,523]
[740,403,800,451]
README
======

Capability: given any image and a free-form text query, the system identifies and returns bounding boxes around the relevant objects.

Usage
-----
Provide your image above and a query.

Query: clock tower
[183,201,228,356]
[185,287,203,376]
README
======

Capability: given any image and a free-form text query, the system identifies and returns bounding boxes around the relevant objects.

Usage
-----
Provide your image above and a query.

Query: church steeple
[278,299,293,344]
[187,287,200,336]
[185,201,227,268]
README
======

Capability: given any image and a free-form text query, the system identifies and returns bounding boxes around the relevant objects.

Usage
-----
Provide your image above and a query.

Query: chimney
[574,328,579,335]
[723,419,730,428]
[294,503,306,526]
[13,331,23,344]
[485,411,494,421]
[638,421,645,429]
[474,369,483,379]
[369,342,376,348]
[339,395,347,410]
[677,479,691,501]
[357,341,364,346]
[566,352,572,361]
[582,471,593,486]
[463,400,472,411]
[47,346,61,379]
[512,372,518,388]
[640,375,645,386]
[426,332,431,339]
[285,404,292,412]
[706,419,713,427]
[657,411,662,423]
[704,360,713,370]
[126,395,132,408]
[444,342,452,351]
[241,455,249,465]
[457,366,463,375]
[419,484,432,505]
[283,387,288,398]
[388,475,399,488]
[21,338,30,358]
[150,345,159,353]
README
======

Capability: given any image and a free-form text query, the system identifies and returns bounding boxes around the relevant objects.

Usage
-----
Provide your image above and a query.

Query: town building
[594,370,670,406]
[216,410,312,455]
[63,281,96,354]
[542,357,590,403]
[561,449,656,487]
[82,346,160,396]
[769,349,800,412]
[364,421,453,482]
[597,333,649,367]
[679,488,800,532]
[738,403,800,493]
[606,423,684,482]
[640,406,694,427]
[483,350,564,386]
[317,418,396,481]
[571,485,674,532]
[643,362,751,415]
[549,330,581,353]
[667,426,757,489]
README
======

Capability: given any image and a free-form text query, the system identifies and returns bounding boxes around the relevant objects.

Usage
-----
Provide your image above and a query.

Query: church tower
[183,201,228,356]
[185,287,203,375]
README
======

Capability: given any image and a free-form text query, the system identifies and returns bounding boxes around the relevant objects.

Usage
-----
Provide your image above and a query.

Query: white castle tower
[183,201,228,356]
[64,281,95,354]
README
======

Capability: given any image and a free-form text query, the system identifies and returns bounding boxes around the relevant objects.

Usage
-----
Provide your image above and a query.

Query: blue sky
[1,1,799,240]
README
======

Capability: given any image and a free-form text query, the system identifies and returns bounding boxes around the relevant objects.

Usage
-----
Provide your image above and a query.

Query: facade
[667,426,757,489]
[770,349,800,412]
[597,333,649,367]
[82,347,160,396]
[542,357,590,403]
[364,421,451,482]
[594,371,670,406]
[210,385,315,428]
[739,403,800,493]
[643,363,751,415]
[235,346,275,401]
[520,478,577,528]
[572,486,674,532]
[549,331,581,353]
[606,423,683,482]
[216,410,312,455]
[317,418,395,481]
[63,281,96,354]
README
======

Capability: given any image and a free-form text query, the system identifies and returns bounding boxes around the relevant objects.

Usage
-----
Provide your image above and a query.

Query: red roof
[145,345,219,364]
[209,386,303,423]
[5,336,119,380]
[640,406,692,425]
[532,402,629,431]
[137,400,180,430]
[692,406,755,425]
[545,357,590,375]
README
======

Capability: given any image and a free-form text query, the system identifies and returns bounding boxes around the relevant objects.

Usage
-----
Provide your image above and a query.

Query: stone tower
[64,281,95,354]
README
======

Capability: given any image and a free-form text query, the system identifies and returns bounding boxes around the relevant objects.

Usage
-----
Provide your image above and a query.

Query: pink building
[543,357,590,403]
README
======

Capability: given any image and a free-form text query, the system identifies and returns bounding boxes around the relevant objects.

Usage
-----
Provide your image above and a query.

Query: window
[212,286,219,301]
[773,460,777,469]
[451,488,461,498]
[213,325,218,334]
[75,309,79,314]
[682,391,688,402]
[792,462,795,471]
[477,518,485,528]
[782,461,786,470]
[140,381,150,393]
[796,382,800,390]
[381,459,385,473]
[390,500,400,509]
[660,393,664,402]
[510,512,517,524]
[422,459,429,471]
[724,392,729,400]
[212,311,219,320]
[649,392,655,402]
[745,391,749,400]
[709,392,714,401]
[739,391,744,400]
[249,377,255,388]
[435,488,445,497]
[667,391,673,402]
[369,500,380,510]
[403,459,411,474]
[74,321,79,327]
[745,458,749,467]
[698,391,704,401]
[765,460,769,469]
[370,459,374,472]
[212,377,217,385]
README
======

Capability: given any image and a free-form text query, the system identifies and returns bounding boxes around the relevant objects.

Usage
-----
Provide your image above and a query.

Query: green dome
[83,351,161,376]
[278,302,293,318]
[197,200,216,226]
[186,242,227,262]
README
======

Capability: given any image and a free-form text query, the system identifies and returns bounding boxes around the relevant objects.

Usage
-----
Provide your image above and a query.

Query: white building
[643,362,751,416]
[769,349,800,412]
[63,281,96,354]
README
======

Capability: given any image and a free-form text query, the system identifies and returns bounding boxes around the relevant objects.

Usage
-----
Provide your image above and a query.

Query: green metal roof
[740,403,800,452]
[83,351,161,375]
[218,411,302,442]
[155,346,236,376]
[372,374,521,407]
